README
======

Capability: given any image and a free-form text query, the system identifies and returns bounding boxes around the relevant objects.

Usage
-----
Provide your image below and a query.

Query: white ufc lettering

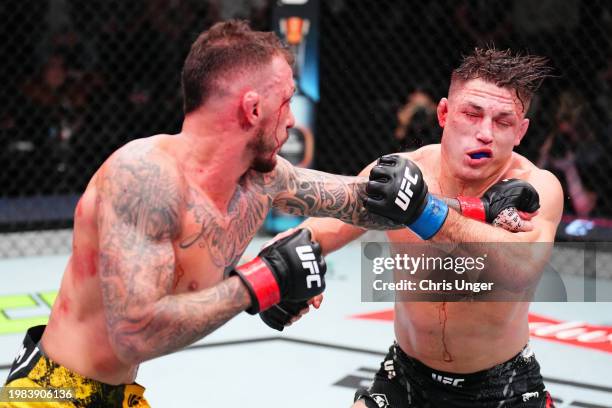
[522,391,539,402]
[371,394,389,408]
[432,374,465,387]
[14,345,26,364]
[394,167,419,211]
[383,359,396,379]
[8,345,38,379]
[296,245,321,288]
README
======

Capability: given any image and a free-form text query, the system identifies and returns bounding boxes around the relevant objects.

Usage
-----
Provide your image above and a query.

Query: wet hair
[181,20,294,114]
[451,47,554,111]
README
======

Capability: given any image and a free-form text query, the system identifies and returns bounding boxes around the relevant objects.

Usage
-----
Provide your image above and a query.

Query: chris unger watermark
[371,253,495,294]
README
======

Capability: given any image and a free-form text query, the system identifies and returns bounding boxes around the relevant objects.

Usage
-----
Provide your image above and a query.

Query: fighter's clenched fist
[458,178,540,223]
[231,229,326,314]
[364,155,449,240]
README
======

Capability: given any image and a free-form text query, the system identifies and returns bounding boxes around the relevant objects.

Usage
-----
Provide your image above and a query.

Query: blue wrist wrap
[407,195,449,240]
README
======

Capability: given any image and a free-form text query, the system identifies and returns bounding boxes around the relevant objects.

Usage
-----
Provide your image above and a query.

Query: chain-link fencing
[317,0,612,219]
[0,0,270,255]
[1,0,612,257]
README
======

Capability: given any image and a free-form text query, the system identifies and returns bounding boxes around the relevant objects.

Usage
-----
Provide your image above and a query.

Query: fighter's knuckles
[261,228,297,250]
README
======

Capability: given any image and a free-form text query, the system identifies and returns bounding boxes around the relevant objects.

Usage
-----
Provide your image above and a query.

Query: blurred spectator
[48,27,95,71]
[111,82,176,148]
[537,90,610,218]
[63,71,108,191]
[5,51,109,195]
[454,0,513,48]
[12,53,72,195]
[394,87,440,152]
[595,56,612,124]
[93,0,209,139]
[512,0,580,36]
[208,0,270,29]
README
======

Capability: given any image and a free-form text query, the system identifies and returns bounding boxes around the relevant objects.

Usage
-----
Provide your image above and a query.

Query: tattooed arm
[97,145,250,365]
[266,157,401,229]
[261,157,458,254]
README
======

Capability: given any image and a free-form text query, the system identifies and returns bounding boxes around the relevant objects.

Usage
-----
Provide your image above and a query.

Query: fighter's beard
[249,127,278,173]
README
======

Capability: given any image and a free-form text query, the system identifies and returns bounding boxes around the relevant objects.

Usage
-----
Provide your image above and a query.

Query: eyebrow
[465,103,516,118]
[495,112,516,120]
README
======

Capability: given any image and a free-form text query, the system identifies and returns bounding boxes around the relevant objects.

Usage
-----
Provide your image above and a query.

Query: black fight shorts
[355,342,555,408]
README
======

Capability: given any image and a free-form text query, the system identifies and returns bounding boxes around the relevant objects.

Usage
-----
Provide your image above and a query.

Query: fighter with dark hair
[277,47,561,407]
[2,20,404,407]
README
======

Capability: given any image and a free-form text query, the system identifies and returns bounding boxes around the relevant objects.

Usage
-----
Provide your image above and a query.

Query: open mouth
[467,150,492,160]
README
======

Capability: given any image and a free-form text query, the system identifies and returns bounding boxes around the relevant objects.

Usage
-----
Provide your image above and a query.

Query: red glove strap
[457,196,486,222]
[236,257,280,312]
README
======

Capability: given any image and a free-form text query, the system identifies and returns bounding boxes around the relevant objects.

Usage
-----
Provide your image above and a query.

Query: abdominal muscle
[387,227,530,374]
[394,300,530,373]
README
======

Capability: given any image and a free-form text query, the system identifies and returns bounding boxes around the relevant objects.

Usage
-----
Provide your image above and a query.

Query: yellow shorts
[2,326,149,408]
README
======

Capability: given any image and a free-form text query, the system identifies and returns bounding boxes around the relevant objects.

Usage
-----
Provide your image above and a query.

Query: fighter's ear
[241,91,261,126]
[515,118,529,146]
[437,98,448,128]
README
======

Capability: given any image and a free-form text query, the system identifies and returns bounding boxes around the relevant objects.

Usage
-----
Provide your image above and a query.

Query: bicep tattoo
[97,149,182,330]
[109,154,182,241]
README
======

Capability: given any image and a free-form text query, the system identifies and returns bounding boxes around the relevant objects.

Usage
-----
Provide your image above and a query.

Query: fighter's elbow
[503,268,540,292]
[108,331,148,365]
[502,252,550,292]
[106,310,156,365]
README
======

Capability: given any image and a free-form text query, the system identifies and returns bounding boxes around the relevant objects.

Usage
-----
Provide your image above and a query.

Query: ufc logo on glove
[296,246,321,288]
[394,167,419,211]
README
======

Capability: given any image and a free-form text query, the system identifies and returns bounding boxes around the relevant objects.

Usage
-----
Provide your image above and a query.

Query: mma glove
[458,179,540,223]
[230,229,326,314]
[364,155,448,240]
[259,299,309,331]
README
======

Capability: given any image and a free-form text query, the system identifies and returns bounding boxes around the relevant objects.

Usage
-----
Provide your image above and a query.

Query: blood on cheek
[268,103,287,160]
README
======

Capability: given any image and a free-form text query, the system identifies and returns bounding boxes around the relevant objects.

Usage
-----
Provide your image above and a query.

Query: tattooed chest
[177,187,271,270]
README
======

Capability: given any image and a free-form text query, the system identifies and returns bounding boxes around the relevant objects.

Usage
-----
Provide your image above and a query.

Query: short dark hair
[181,20,294,114]
[451,47,554,111]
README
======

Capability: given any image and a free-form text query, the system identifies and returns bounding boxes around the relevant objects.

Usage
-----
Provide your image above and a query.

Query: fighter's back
[40,134,273,384]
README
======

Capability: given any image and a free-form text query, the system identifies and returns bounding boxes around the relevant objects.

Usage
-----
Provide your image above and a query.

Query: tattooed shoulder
[100,143,184,241]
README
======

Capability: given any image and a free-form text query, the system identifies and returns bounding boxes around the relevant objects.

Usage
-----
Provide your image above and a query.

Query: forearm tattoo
[262,162,399,229]
[112,277,249,362]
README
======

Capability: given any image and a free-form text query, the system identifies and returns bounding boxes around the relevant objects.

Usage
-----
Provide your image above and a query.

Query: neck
[438,156,511,198]
[179,113,256,211]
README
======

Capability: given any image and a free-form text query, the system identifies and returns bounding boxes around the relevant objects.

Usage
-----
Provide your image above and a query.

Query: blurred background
[1,0,612,256]
[1,3,611,406]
